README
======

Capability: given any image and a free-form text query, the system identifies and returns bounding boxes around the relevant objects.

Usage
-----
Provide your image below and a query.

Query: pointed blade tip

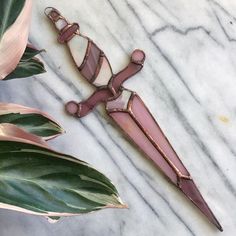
[179,178,223,232]
[214,220,223,232]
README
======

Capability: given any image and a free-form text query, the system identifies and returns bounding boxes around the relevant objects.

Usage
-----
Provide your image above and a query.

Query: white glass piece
[55,19,68,31]
[93,58,112,86]
[106,89,133,111]
[68,36,88,67]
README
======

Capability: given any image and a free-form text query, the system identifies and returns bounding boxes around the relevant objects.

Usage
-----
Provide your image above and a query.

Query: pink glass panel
[131,95,189,176]
[109,112,178,184]
[80,43,101,81]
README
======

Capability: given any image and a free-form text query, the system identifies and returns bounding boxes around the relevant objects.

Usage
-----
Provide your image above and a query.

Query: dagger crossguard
[66,50,145,117]
[45,7,145,117]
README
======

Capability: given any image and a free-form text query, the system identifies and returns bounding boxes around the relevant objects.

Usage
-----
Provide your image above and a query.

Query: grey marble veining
[1,0,236,235]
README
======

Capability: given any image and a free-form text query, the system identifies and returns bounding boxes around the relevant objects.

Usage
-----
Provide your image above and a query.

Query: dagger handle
[45,7,113,87]
[45,7,146,117]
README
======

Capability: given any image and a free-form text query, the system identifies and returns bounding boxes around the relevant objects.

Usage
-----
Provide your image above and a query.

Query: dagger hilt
[65,50,145,117]
[45,7,146,117]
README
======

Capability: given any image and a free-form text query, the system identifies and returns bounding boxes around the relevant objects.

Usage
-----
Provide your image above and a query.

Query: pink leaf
[0,123,48,148]
[0,102,60,125]
[0,0,32,79]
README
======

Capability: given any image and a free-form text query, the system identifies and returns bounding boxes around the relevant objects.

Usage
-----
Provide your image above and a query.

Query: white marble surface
[1,0,236,235]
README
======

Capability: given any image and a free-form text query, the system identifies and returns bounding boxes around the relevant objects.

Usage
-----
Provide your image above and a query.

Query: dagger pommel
[44,7,62,23]
[45,7,80,43]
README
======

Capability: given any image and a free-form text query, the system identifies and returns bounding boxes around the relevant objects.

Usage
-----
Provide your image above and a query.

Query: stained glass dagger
[45,7,222,231]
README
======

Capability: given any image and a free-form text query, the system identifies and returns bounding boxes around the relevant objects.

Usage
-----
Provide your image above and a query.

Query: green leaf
[21,47,45,61]
[4,46,46,80]
[0,103,64,139]
[0,0,26,40]
[0,140,125,215]
[0,113,63,139]
[4,57,46,80]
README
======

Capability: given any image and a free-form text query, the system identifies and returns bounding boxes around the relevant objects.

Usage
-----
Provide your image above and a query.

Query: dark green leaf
[4,58,46,80]
[0,140,124,215]
[21,47,45,61]
[0,113,63,139]
[4,46,46,80]
[0,0,26,40]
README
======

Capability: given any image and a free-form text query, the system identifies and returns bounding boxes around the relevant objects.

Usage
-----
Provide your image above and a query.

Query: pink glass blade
[106,89,222,231]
